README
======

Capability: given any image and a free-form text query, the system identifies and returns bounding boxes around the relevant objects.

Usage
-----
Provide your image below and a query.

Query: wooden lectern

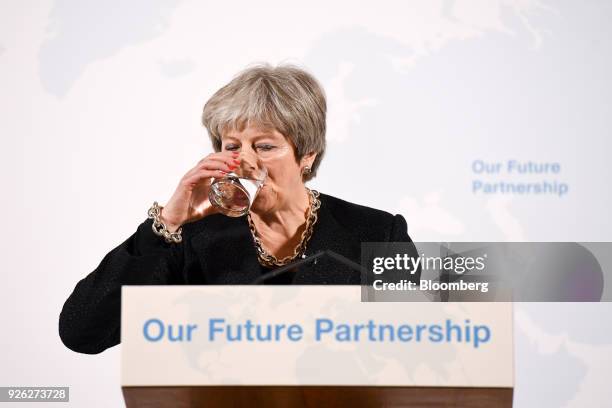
[123,385,512,407]
[121,287,514,407]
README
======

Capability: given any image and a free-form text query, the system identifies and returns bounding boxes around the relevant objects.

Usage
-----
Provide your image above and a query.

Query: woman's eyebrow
[253,131,282,140]
[222,131,280,142]
[221,135,240,141]
[253,135,275,141]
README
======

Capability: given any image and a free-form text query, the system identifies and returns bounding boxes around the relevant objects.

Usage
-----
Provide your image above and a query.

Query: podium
[123,386,512,407]
[121,286,513,407]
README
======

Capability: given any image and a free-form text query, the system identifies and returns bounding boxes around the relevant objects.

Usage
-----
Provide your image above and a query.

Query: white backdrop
[1,0,611,406]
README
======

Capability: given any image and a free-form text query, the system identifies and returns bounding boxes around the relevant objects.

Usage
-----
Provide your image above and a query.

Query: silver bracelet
[147,202,183,244]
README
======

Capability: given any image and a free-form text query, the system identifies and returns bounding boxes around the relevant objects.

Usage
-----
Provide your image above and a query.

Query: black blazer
[59,193,414,354]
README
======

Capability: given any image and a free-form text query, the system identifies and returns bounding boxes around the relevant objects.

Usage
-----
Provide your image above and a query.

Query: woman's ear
[300,152,317,175]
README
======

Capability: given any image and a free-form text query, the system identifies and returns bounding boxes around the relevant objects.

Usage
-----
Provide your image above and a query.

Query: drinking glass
[208,154,267,217]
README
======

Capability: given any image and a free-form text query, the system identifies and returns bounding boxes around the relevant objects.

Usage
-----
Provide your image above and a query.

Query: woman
[59,64,415,354]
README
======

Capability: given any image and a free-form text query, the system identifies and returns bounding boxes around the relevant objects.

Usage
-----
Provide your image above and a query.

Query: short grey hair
[202,63,326,181]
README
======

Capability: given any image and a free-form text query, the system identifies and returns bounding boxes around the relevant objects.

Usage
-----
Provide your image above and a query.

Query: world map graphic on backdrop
[25,0,612,406]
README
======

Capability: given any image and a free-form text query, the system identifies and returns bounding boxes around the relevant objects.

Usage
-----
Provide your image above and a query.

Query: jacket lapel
[292,195,362,284]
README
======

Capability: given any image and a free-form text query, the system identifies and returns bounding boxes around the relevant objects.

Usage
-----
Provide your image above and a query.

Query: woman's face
[221,124,310,214]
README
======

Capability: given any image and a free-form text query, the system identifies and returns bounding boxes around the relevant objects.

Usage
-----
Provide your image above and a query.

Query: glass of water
[208,154,268,217]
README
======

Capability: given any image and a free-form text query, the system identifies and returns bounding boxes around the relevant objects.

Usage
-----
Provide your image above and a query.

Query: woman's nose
[241,145,255,155]
[237,149,260,169]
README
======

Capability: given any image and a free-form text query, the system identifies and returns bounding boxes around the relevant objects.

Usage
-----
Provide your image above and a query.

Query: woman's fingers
[187,152,239,175]
[183,168,226,186]
[200,153,240,169]
[199,160,234,172]
[187,159,233,176]
[183,155,230,178]
[197,151,239,166]
[163,153,237,226]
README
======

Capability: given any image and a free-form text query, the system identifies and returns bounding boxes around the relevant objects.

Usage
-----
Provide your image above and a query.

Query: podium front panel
[121,286,513,388]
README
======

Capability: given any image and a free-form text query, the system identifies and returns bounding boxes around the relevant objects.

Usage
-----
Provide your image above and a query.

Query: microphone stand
[250,250,365,285]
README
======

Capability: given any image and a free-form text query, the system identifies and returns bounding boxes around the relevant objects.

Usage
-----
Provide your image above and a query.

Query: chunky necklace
[248,188,321,267]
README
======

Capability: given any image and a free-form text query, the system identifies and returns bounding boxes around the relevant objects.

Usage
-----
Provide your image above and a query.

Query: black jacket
[59,193,414,354]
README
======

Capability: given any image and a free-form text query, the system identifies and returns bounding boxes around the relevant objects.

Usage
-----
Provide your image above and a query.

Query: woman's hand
[160,151,240,231]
